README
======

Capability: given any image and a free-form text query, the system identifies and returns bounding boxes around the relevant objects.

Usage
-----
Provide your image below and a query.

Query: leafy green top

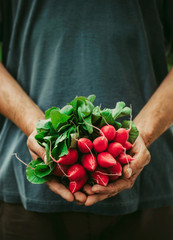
[26,95,139,184]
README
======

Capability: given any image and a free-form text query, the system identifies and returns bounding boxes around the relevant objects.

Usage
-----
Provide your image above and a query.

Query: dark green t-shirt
[0,0,173,215]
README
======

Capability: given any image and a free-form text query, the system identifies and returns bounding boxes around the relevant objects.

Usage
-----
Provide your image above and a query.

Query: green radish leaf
[26,158,51,184]
[34,163,52,178]
[51,140,68,159]
[100,108,115,127]
[87,94,96,103]
[81,124,88,131]
[78,102,91,121]
[35,132,58,147]
[112,101,131,119]
[112,101,126,119]
[68,96,89,112]
[114,121,122,129]
[67,125,79,147]
[54,131,68,147]
[59,140,69,157]
[42,142,55,170]
[45,107,59,120]
[70,132,79,148]
[43,135,58,142]
[35,132,46,145]
[92,106,101,117]
[111,102,124,119]
[57,123,71,133]
[85,100,94,112]
[60,105,73,115]
[36,119,53,133]
[92,106,101,123]
[68,97,78,111]
[122,120,139,144]
[35,163,52,178]
[117,107,132,118]
[83,115,93,134]
[76,96,88,102]
[67,126,76,137]
[50,109,72,130]
[77,108,85,122]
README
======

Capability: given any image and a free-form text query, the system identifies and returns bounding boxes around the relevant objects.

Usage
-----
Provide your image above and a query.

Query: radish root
[12,153,35,170]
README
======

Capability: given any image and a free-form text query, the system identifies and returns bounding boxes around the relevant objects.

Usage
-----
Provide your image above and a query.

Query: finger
[29,148,47,163]
[123,166,133,179]
[123,135,151,179]
[27,135,47,162]
[85,174,138,206]
[46,178,74,202]
[74,192,87,205]
[91,184,107,193]
[91,177,134,195]
[85,194,107,206]
[123,150,150,178]
[29,149,39,161]
[83,184,95,195]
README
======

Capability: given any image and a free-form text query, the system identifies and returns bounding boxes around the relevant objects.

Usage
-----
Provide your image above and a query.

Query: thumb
[27,130,47,163]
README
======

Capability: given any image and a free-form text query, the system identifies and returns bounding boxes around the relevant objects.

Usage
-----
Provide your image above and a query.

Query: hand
[27,129,87,204]
[83,135,151,206]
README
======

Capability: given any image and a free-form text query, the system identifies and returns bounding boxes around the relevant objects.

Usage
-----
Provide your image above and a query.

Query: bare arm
[134,67,173,146]
[0,62,44,136]
[84,68,173,206]
[0,62,87,204]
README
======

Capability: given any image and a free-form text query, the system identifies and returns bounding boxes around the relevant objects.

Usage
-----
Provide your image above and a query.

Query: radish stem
[12,153,35,170]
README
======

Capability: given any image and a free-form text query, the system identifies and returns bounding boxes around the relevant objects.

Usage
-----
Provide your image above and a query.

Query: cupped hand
[83,135,151,206]
[27,129,87,204]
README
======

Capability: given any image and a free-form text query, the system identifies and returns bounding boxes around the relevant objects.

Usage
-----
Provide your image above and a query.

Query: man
[0,1,173,239]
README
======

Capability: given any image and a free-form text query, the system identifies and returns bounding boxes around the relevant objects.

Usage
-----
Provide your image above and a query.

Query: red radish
[117,152,134,164]
[56,149,78,165]
[78,138,93,153]
[107,142,124,158]
[81,153,97,172]
[107,161,122,176]
[91,168,109,186]
[97,152,116,168]
[114,128,129,145]
[67,163,86,181]
[52,164,69,177]
[109,175,119,182]
[123,141,132,150]
[93,136,108,153]
[69,175,87,193]
[99,125,116,141]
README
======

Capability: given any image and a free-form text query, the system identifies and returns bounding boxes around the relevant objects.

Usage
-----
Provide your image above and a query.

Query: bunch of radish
[23,95,139,195]
[51,125,133,193]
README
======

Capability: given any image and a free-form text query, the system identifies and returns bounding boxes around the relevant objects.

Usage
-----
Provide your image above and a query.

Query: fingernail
[44,155,47,164]
[127,168,132,178]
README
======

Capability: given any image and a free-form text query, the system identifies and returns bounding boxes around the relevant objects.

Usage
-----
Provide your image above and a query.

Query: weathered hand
[83,135,151,206]
[27,129,87,204]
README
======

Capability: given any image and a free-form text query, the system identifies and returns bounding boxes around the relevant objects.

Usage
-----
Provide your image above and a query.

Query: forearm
[134,67,173,147]
[0,62,44,136]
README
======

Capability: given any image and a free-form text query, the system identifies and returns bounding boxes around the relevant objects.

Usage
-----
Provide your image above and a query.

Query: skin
[83,68,173,206]
[0,62,86,204]
[0,62,173,205]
